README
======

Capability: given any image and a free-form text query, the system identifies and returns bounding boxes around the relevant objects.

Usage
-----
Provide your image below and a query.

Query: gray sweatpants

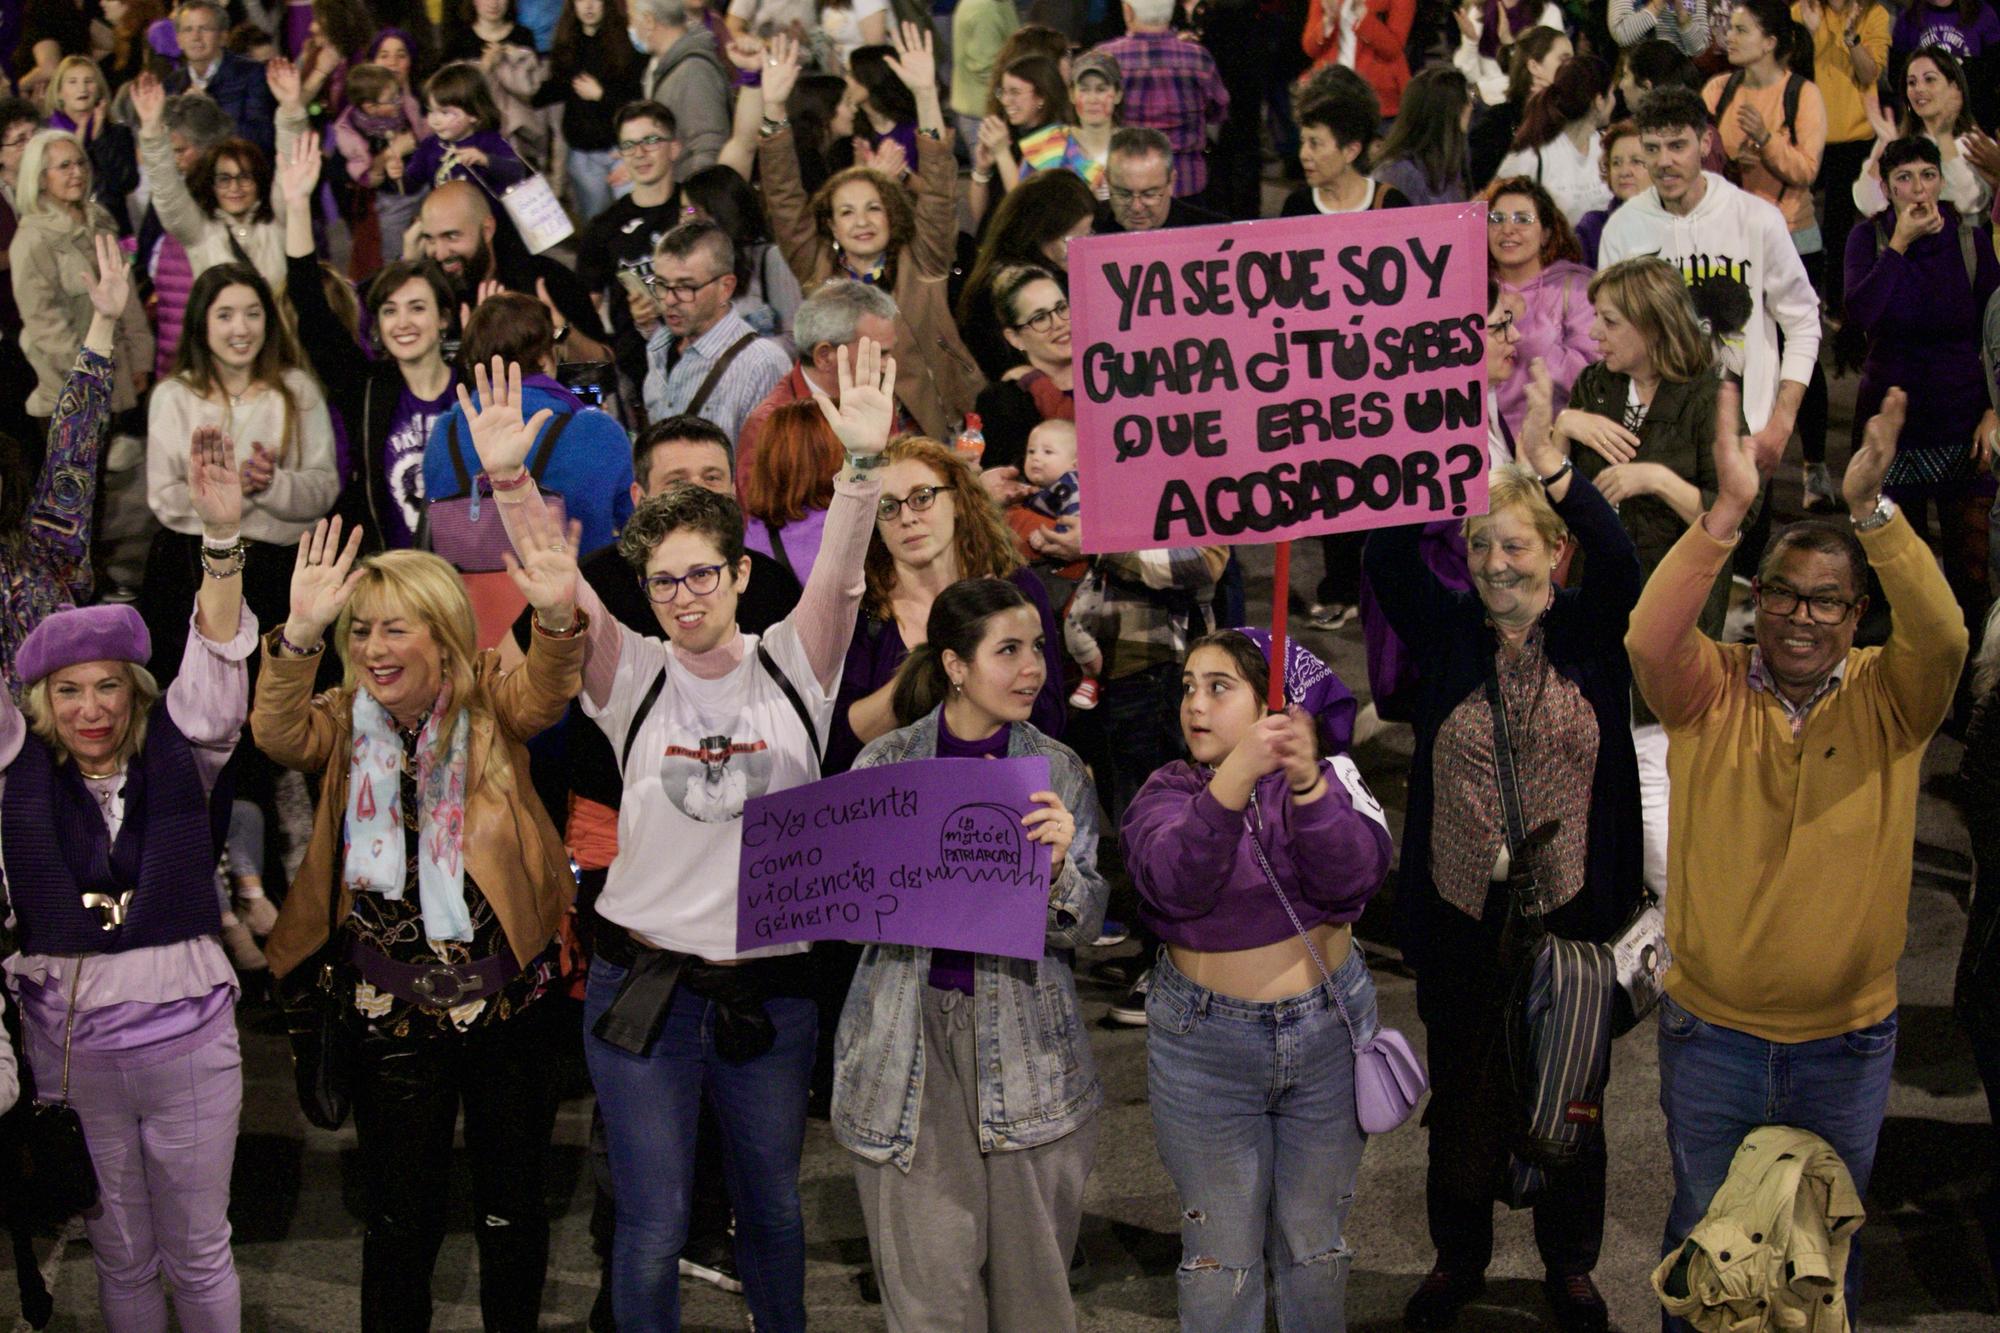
[853,985,1099,1333]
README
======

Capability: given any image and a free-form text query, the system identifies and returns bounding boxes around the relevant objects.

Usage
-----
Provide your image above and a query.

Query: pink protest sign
[737,756,1054,960]
[1071,203,1492,553]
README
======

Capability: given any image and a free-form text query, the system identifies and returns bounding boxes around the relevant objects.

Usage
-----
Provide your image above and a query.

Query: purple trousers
[26,1019,243,1333]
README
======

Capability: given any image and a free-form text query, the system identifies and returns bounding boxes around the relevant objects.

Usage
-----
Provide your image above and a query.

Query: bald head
[421,182,496,288]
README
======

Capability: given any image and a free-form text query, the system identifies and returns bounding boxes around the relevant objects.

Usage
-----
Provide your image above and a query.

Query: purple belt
[346,940,520,1010]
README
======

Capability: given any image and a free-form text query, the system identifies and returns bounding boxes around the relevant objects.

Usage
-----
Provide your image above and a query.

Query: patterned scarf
[343,684,473,942]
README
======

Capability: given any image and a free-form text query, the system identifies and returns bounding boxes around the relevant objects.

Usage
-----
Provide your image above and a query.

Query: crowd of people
[1,0,1999,1330]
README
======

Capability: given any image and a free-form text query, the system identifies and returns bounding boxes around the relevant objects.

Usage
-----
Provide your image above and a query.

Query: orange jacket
[1302,0,1415,116]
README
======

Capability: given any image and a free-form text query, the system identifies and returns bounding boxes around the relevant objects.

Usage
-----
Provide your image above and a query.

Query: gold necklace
[76,765,121,781]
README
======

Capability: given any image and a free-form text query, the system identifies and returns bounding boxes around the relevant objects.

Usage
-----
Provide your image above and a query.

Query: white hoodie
[1597,171,1821,435]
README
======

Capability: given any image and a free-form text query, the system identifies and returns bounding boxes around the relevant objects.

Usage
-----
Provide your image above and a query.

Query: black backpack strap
[686,332,759,419]
[528,412,572,484]
[1484,663,1528,855]
[756,641,821,767]
[1782,71,1803,145]
[761,518,799,582]
[620,666,669,773]
[447,415,474,494]
[1713,70,1745,126]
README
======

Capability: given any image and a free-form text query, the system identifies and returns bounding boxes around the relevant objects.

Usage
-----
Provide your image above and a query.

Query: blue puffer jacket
[832,708,1108,1171]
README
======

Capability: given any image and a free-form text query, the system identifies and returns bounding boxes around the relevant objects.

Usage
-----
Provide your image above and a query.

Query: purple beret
[17,605,152,687]
[148,18,181,60]
[1231,626,1358,757]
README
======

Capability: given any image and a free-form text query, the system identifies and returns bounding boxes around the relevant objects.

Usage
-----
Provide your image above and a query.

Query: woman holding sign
[466,344,894,1333]
[1360,364,1643,1333]
[1121,629,1393,1332]
[835,575,1108,1331]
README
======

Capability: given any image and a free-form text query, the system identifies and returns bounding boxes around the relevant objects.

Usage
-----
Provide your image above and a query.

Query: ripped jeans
[1146,947,1375,1333]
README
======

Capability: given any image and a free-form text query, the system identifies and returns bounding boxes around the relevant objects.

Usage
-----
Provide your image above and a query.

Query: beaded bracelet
[199,535,248,579]
[278,629,323,658]
[487,469,533,493]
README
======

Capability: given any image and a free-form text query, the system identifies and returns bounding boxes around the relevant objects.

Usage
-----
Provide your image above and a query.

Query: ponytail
[890,642,951,728]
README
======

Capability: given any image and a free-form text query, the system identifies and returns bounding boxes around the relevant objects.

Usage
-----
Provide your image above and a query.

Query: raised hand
[85,231,130,320]
[763,32,801,109]
[1704,378,1760,538]
[131,72,165,133]
[811,337,897,458]
[1021,791,1075,872]
[1517,357,1561,477]
[1845,386,1906,518]
[498,487,581,625]
[286,517,367,646]
[1799,0,1821,33]
[277,133,321,206]
[187,426,244,538]
[884,21,936,93]
[725,36,765,71]
[456,356,554,480]
[266,56,304,111]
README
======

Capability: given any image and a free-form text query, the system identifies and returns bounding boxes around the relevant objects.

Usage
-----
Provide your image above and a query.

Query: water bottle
[954,413,985,466]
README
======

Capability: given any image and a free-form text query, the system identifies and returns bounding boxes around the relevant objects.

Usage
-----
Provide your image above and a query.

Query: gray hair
[16,129,89,217]
[631,0,689,26]
[656,218,734,280]
[1123,0,1176,25]
[173,0,229,25]
[794,280,898,359]
[1108,125,1172,164]
[164,93,235,150]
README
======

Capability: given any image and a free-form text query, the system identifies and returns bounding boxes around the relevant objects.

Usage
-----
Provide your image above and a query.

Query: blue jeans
[583,958,817,1333]
[1146,946,1375,1333]
[567,146,628,223]
[1657,995,1897,1331]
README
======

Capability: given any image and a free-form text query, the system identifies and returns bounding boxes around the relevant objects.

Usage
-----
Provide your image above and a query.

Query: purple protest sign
[737,756,1054,960]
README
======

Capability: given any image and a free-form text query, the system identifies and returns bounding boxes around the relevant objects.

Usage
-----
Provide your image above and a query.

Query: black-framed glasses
[1109,184,1169,206]
[617,133,673,157]
[877,485,953,521]
[1012,299,1070,334]
[644,564,726,603]
[645,272,726,302]
[1751,579,1858,625]
[211,171,252,187]
[1489,310,1518,341]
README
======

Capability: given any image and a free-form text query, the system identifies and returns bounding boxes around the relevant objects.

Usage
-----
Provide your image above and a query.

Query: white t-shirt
[1496,131,1612,228]
[586,619,836,960]
[816,0,888,67]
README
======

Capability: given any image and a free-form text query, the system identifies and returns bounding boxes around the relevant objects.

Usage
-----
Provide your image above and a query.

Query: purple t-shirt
[1894,0,2000,57]
[927,716,1013,993]
[380,381,456,547]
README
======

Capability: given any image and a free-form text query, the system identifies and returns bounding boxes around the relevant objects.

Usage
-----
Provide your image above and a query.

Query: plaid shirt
[1096,546,1225,679]
[1090,31,1229,196]
[1746,648,1847,739]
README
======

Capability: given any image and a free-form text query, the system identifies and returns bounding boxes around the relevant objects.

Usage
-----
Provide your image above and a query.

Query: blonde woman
[9,127,153,424]
[1,424,252,1333]
[43,54,137,232]
[252,461,587,1330]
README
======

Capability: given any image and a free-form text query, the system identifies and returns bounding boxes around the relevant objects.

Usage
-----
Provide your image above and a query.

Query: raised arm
[789,339,894,691]
[755,36,832,285]
[279,138,372,390]
[133,73,209,248]
[253,516,368,773]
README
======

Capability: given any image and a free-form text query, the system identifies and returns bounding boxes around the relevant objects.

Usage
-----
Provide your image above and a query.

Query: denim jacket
[832,709,1109,1170]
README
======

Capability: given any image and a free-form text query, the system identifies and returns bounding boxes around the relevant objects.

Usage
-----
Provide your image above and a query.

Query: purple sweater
[1121,762,1392,951]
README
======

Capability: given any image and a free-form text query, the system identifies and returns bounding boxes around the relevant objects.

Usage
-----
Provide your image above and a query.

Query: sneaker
[1802,462,1842,514]
[1403,1266,1485,1331]
[235,891,279,936]
[1544,1273,1609,1333]
[679,1235,745,1295]
[1307,602,1358,631]
[1068,677,1100,709]
[1107,967,1151,1026]
[1091,919,1130,948]
[220,912,267,972]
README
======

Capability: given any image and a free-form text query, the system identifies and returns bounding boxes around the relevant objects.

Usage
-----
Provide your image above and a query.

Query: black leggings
[1795,246,1832,467]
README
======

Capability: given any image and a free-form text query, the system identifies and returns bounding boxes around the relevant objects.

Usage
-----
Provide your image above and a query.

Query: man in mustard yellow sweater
[1626,383,1969,1324]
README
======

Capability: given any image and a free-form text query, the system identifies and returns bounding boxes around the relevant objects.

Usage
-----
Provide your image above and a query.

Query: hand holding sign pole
[1068,205,1492,689]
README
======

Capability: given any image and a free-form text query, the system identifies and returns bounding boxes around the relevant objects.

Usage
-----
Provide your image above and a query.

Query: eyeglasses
[1488,210,1539,228]
[645,272,725,302]
[1751,579,1858,625]
[617,134,672,157]
[877,485,953,521]
[211,171,252,187]
[1109,184,1169,206]
[1489,310,1518,341]
[643,563,725,603]
[1012,299,1070,334]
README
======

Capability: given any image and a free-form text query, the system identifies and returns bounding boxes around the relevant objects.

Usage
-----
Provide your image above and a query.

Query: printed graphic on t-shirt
[660,726,776,824]
[1911,18,1979,57]
[384,405,444,536]
[1666,254,1755,379]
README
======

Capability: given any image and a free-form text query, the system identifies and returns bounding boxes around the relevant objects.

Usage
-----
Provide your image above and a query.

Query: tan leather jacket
[252,621,586,980]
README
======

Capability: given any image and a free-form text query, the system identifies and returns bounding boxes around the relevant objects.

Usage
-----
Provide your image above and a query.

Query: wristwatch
[1539,458,1573,490]
[1852,493,1896,532]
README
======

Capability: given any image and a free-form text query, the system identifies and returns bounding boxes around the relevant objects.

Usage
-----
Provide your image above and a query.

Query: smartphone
[616,269,655,305]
